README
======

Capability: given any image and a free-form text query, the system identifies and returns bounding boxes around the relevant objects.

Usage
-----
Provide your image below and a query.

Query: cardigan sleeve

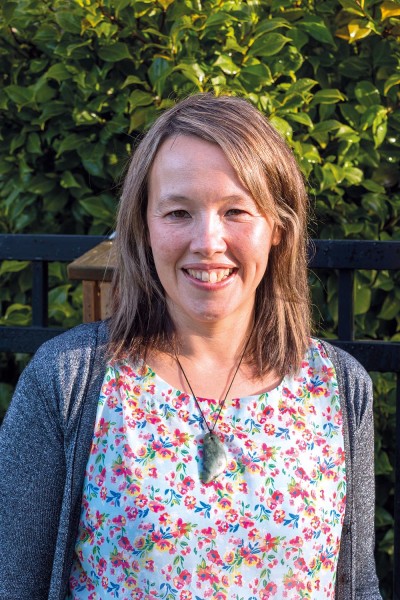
[0,356,66,600]
[351,366,382,599]
[328,344,382,599]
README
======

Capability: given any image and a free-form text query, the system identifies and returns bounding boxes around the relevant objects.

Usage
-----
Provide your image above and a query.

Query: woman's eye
[226,208,246,216]
[168,210,190,218]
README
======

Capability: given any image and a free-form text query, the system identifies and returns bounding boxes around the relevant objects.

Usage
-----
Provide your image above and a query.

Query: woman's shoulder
[311,338,373,426]
[10,321,109,429]
[34,319,108,361]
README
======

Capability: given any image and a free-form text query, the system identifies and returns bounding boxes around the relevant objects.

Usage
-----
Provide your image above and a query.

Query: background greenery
[0,0,399,595]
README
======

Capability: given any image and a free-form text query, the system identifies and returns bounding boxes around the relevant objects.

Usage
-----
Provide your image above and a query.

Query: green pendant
[201,432,227,483]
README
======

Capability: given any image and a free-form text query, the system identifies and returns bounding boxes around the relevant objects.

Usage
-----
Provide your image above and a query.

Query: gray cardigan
[0,321,382,599]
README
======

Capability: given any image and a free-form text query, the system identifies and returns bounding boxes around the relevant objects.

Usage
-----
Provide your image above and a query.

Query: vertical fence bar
[32,260,48,327]
[338,269,354,341]
[394,374,400,599]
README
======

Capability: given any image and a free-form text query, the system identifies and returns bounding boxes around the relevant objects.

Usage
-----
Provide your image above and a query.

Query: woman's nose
[189,214,227,256]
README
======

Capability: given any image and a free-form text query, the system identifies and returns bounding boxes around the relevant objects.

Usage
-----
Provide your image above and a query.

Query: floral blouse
[67,339,346,600]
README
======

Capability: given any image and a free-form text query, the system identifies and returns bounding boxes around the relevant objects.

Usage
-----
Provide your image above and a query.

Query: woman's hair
[109,93,310,377]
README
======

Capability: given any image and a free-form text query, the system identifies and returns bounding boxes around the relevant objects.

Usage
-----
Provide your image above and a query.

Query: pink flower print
[95,468,106,487]
[271,490,284,504]
[216,519,229,534]
[144,559,155,571]
[148,500,165,513]
[217,496,232,509]
[320,364,335,382]
[94,510,107,529]
[134,494,148,508]
[207,549,223,565]
[238,481,248,494]
[282,387,295,400]
[151,440,173,459]
[101,575,108,589]
[133,536,146,550]
[118,536,133,551]
[172,518,191,538]
[97,557,107,576]
[177,476,195,495]
[294,467,308,480]
[111,514,126,529]
[294,556,308,571]
[174,569,192,589]
[95,418,110,438]
[200,526,216,540]
[196,566,211,582]
[261,532,280,552]
[240,547,261,567]
[261,582,277,598]
[184,495,196,509]
[263,422,276,435]
[172,429,189,446]
[158,512,171,525]
[156,423,168,435]
[110,550,129,569]
[218,421,231,434]
[225,508,239,523]
[180,591,193,600]
[239,516,254,529]
[147,413,161,425]
[106,395,118,409]
[215,592,227,600]
[234,574,243,586]
[260,443,275,462]
[273,509,285,524]
[178,409,189,422]
[111,458,132,478]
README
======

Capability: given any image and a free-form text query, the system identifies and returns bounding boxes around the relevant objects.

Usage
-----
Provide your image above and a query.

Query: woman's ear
[272,224,282,246]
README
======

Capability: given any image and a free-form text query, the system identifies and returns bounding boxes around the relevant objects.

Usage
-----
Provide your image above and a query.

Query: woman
[0,94,381,599]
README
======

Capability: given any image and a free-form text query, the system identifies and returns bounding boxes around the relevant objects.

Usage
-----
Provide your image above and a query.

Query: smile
[185,268,234,283]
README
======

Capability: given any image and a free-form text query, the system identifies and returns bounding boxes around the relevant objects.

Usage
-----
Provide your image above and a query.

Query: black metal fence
[1,234,400,595]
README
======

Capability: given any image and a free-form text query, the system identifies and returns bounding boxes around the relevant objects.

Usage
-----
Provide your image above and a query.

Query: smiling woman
[0,94,381,600]
[146,135,280,332]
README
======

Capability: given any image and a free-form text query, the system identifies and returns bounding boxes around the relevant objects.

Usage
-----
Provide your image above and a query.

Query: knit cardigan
[0,321,382,599]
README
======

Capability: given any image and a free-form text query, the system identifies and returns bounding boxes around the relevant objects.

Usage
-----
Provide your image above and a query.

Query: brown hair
[109,93,310,377]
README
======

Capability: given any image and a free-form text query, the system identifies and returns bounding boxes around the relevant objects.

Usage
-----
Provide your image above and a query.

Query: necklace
[175,345,247,484]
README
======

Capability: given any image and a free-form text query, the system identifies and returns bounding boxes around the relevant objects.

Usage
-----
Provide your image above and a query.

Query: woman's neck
[146,316,281,400]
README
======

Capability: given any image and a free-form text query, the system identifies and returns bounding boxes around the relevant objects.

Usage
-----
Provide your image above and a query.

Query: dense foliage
[0,0,399,595]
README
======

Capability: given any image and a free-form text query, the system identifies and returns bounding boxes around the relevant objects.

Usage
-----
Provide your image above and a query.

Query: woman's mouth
[185,268,235,283]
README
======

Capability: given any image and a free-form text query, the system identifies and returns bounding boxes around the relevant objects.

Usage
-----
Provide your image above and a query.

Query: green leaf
[54,12,82,34]
[45,63,73,82]
[0,304,31,326]
[214,55,240,75]
[312,89,346,104]
[285,112,313,127]
[56,134,85,156]
[98,42,133,62]
[298,16,336,46]
[0,261,29,277]
[354,284,371,315]
[354,81,380,107]
[60,171,81,189]
[249,33,291,58]
[4,85,34,107]
[383,73,400,96]
[378,295,400,320]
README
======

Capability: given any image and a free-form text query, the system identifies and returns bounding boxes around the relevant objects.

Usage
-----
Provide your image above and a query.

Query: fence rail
[1,234,400,596]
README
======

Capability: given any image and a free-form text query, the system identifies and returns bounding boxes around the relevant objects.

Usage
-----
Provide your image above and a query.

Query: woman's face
[146,135,281,331]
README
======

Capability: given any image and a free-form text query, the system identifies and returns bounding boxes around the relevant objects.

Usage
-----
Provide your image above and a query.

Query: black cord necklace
[175,343,248,484]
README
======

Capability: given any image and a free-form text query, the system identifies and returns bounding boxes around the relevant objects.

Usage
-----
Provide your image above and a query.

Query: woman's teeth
[186,268,234,283]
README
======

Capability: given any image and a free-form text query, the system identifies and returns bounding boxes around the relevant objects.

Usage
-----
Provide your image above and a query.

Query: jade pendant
[201,432,227,483]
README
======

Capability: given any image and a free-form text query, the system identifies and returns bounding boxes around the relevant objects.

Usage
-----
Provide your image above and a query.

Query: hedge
[0,0,400,596]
